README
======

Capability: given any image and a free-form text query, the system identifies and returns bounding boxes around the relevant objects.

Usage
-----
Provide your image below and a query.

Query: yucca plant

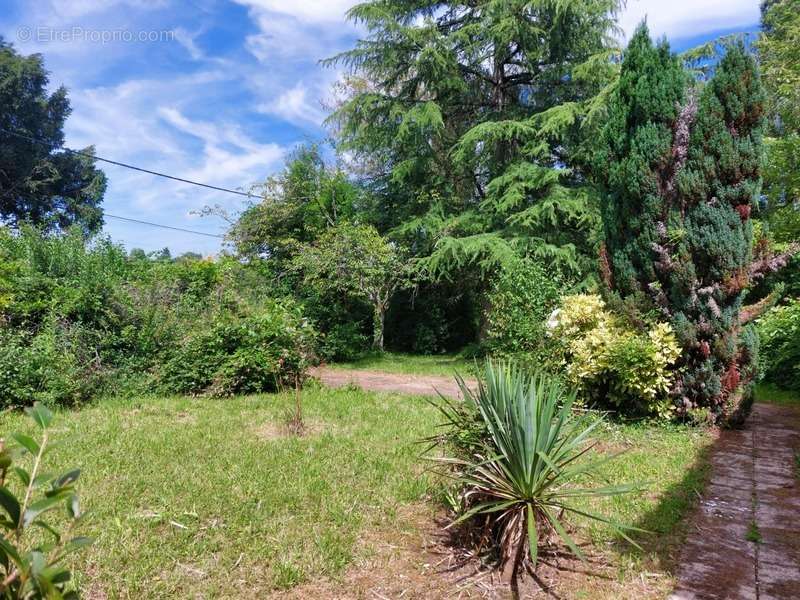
[431,362,640,580]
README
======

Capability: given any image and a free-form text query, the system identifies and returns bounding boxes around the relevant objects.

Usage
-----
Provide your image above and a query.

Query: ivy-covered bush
[484,258,566,363]
[758,298,800,390]
[548,294,681,418]
[160,299,316,396]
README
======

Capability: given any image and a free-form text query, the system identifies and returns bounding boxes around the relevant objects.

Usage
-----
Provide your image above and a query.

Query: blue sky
[1,0,761,256]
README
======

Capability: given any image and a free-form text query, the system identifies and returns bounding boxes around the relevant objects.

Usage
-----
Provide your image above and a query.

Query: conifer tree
[598,25,766,420]
[327,0,622,286]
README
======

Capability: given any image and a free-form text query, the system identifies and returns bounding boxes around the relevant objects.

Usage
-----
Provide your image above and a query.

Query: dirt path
[310,366,475,399]
[671,402,800,599]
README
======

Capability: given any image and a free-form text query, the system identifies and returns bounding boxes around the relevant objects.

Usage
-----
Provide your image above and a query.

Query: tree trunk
[372,303,385,351]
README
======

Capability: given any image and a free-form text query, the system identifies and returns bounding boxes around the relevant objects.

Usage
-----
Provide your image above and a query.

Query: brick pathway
[671,403,800,599]
[310,366,475,400]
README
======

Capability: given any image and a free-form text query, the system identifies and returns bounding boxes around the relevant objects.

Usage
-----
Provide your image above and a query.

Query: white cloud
[232,0,354,24]
[63,74,286,251]
[173,27,204,60]
[619,0,760,41]
[257,83,326,126]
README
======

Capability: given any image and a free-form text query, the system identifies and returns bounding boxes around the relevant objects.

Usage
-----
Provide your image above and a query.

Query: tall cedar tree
[598,25,766,421]
[326,0,621,286]
[0,39,106,234]
[758,0,800,242]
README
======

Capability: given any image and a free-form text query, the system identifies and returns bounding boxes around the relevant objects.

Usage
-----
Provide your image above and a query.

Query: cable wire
[0,127,254,198]
[105,213,225,238]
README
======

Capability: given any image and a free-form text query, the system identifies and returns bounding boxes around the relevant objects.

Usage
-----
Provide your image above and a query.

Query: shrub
[484,258,565,362]
[758,298,800,390]
[0,227,311,405]
[430,362,638,578]
[160,299,317,396]
[0,403,91,598]
[549,294,681,418]
[0,323,105,409]
[318,321,370,362]
[597,27,766,421]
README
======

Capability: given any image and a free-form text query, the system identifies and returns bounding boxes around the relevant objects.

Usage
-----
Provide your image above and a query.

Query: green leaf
[11,432,39,456]
[0,487,21,524]
[23,492,71,526]
[13,467,30,487]
[526,503,538,567]
[48,470,80,495]
[62,536,93,555]
[33,520,61,542]
[25,402,53,430]
[542,505,586,562]
[0,533,22,567]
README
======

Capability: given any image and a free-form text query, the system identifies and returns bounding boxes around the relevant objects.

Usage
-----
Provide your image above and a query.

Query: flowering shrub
[549,294,681,418]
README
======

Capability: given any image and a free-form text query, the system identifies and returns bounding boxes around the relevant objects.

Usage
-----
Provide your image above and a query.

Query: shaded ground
[671,402,800,599]
[273,503,674,600]
[311,366,477,399]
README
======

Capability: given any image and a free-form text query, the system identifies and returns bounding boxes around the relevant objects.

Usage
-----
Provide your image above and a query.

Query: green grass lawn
[755,383,800,406]
[0,387,714,598]
[330,350,477,377]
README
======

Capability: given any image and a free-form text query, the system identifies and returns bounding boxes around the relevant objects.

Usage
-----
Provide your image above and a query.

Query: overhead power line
[0,127,254,198]
[105,213,225,239]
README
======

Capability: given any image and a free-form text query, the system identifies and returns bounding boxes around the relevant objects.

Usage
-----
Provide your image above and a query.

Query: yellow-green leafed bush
[549,294,680,418]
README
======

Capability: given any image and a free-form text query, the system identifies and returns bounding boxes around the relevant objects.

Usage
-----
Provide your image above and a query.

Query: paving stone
[760,542,800,569]
[672,402,800,599]
[758,560,800,600]
[757,502,800,533]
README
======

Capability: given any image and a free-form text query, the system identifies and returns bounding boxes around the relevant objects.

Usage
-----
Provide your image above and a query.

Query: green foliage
[0,39,106,234]
[757,2,800,307]
[758,0,800,131]
[0,226,319,406]
[549,294,681,418]
[484,258,566,362]
[327,0,622,298]
[228,145,363,264]
[295,223,409,351]
[597,25,766,421]
[762,135,800,211]
[0,403,91,598]
[0,322,104,408]
[757,298,800,390]
[160,299,316,397]
[430,362,638,575]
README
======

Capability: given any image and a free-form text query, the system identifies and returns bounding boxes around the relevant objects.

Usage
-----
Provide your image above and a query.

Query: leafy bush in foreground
[431,362,638,579]
[0,403,91,598]
[758,298,800,390]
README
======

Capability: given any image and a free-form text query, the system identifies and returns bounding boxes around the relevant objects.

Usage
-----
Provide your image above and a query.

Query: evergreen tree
[758,0,800,241]
[0,39,106,234]
[598,25,766,420]
[327,0,622,286]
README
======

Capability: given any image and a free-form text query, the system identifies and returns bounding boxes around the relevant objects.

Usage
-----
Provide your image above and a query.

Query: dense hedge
[0,227,317,408]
